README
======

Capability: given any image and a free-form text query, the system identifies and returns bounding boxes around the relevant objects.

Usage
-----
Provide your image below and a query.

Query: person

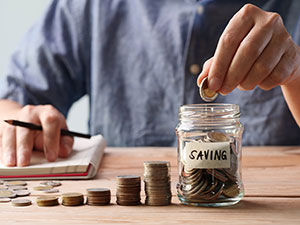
[0,0,300,167]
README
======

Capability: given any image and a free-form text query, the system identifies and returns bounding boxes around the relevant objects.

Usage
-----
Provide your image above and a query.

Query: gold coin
[62,192,84,206]
[207,132,229,142]
[36,196,59,207]
[144,161,170,166]
[206,169,228,183]
[199,77,218,102]
[5,181,27,187]
[0,190,16,198]
[11,199,32,207]
[86,188,111,196]
[116,175,141,185]
[222,183,240,198]
[34,185,53,191]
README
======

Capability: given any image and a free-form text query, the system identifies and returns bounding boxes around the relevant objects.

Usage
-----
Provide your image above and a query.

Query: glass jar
[176,104,244,207]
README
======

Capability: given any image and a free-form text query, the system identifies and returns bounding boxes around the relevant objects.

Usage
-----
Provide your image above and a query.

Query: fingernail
[219,87,231,96]
[17,155,27,167]
[197,72,204,87]
[208,77,220,92]
[4,152,15,167]
[62,136,73,156]
[64,143,72,155]
[45,147,57,162]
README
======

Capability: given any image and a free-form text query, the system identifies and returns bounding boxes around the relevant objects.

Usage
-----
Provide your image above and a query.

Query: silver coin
[8,186,28,191]
[42,188,60,193]
[40,181,61,187]
[0,198,11,203]
[15,190,31,197]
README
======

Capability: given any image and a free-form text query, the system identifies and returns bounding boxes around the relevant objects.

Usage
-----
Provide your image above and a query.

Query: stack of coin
[86,188,111,206]
[116,175,141,206]
[36,196,59,207]
[178,131,241,203]
[144,161,172,206]
[61,192,84,206]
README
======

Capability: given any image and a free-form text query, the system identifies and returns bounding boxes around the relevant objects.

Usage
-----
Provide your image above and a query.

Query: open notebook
[0,135,106,180]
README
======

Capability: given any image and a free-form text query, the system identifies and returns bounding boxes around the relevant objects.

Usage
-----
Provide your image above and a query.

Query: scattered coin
[36,196,59,207]
[15,190,31,197]
[40,181,61,187]
[34,185,53,191]
[62,192,84,206]
[199,77,218,102]
[4,181,27,187]
[0,198,11,203]
[144,161,172,206]
[42,188,60,193]
[0,190,16,198]
[8,185,28,191]
[11,198,32,207]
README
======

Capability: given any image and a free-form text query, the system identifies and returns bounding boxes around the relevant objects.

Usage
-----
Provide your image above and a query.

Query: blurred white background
[0,0,89,133]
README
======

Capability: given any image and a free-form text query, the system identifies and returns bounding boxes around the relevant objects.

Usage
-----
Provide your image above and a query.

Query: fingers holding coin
[198,4,300,96]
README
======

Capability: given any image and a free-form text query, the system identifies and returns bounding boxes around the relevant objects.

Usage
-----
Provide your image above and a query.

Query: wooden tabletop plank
[0,197,299,225]
[0,146,300,224]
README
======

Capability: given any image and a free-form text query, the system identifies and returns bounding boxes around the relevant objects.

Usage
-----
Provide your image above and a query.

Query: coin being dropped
[11,199,32,207]
[199,77,218,102]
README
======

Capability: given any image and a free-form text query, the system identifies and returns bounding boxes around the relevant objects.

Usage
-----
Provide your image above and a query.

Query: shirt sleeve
[0,0,91,117]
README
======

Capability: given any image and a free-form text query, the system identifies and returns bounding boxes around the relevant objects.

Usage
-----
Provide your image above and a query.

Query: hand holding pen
[0,104,89,167]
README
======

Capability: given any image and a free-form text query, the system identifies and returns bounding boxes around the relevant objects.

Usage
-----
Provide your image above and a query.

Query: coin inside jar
[199,77,218,102]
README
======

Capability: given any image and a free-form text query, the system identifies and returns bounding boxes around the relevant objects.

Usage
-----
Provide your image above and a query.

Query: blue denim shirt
[1,0,300,146]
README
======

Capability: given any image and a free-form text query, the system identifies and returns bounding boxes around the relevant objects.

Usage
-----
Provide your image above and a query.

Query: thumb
[197,57,214,87]
[59,135,74,158]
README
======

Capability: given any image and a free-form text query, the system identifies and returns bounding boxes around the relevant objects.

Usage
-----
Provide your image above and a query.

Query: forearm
[0,99,22,119]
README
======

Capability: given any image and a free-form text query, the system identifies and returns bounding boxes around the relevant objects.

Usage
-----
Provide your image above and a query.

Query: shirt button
[197,5,204,15]
[189,64,201,75]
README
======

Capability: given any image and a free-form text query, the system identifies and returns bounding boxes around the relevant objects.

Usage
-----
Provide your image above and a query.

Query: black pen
[4,120,91,139]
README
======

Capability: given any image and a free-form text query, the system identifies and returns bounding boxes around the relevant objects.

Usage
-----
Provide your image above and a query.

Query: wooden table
[1,146,300,224]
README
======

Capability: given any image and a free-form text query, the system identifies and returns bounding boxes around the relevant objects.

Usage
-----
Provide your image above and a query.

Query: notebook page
[0,134,106,176]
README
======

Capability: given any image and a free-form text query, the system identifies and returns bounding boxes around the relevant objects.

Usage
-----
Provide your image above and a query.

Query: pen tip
[4,120,13,124]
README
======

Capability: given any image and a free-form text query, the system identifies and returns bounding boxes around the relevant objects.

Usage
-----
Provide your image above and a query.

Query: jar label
[182,142,230,169]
